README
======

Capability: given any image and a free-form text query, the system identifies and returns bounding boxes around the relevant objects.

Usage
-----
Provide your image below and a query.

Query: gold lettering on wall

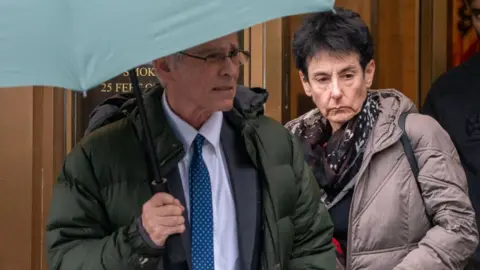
[121,67,156,78]
[101,83,113,92]
[99,65,158,93]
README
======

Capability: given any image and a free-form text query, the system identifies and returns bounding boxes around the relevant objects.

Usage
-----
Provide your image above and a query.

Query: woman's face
[300,51,375,131]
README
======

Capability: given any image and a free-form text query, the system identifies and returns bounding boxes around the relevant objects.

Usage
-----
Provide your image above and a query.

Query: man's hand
[141,192,186,247]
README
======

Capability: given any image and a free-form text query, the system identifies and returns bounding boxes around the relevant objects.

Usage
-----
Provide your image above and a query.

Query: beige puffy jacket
[287,89,478,270]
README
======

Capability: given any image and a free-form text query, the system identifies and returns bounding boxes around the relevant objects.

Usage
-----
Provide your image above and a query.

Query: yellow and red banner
[451,0,480,67]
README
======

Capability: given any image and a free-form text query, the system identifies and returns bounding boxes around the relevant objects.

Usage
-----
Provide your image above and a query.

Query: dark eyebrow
[339,65,358,73]
[311,65,357,77]
[311,71,331,77]
[471,8,480,14]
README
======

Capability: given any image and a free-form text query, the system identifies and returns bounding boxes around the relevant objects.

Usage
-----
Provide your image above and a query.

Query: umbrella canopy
[0,0,334,91]
[0,0,335,191]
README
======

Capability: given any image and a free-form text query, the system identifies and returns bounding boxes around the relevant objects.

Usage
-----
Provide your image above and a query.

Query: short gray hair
[151,53,185,88]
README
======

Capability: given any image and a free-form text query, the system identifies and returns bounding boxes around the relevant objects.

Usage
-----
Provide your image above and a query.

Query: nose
[330,77,342,100]
[220,57,238,78]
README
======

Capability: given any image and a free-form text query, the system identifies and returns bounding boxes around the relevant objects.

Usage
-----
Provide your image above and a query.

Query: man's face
[470,0,480,38]
[299,51,375,130]
[153,33,241,113]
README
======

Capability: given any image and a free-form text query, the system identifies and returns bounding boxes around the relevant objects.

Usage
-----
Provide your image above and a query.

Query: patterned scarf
[294,92,381,203]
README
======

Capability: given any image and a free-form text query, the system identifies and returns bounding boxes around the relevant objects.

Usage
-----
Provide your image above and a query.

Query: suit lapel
[221,119,260,270]
[162,168,192,269]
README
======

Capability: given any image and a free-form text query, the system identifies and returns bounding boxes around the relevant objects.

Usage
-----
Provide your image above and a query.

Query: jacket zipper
[345,151,374,270]
[345,121,400,269]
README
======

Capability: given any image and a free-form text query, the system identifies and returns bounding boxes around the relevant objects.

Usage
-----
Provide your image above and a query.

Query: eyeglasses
[179,50,250,65]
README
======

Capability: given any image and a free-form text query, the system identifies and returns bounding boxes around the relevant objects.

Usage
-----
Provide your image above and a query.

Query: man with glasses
[46,33,335,270]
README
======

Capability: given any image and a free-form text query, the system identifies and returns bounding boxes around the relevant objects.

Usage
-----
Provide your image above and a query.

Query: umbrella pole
[128,69,167,192]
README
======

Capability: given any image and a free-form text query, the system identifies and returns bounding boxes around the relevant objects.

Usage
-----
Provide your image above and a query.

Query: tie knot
[193,134,205,154]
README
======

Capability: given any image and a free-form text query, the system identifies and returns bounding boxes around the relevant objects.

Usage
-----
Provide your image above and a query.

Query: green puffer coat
[45,86,335,270]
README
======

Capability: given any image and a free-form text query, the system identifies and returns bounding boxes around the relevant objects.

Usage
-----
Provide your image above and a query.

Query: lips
[329,107,349,113]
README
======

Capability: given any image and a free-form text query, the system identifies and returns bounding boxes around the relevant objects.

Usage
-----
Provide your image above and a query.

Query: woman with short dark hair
[286,8,478,270]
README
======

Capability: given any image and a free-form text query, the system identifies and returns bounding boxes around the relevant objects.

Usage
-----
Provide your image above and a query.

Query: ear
[364,60,376,88]
[152,57,174,84]
[299,71,313,97]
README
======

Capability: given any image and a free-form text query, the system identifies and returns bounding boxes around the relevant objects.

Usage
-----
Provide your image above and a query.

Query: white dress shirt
[162,93,240,270]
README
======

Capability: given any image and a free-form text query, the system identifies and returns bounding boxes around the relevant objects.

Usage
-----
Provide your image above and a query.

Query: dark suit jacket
[155,117,262,270]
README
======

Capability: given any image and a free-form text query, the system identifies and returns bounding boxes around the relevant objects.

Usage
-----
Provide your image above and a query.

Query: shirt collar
[162,92,223,152]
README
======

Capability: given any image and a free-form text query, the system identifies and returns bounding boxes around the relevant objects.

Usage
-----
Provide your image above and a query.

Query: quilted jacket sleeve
[45,145,163,270]
[288,134,336,270]
[394,114,478,270]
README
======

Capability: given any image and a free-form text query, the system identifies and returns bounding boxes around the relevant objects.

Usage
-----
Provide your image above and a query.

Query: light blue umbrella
[0,0,334,91]
[0,0,334,188]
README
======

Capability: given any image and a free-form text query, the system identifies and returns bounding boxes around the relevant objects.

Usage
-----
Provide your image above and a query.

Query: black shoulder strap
[398,112,420,179]
[399,112,433,224]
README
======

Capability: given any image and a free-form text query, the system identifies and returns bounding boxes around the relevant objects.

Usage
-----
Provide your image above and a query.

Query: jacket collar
[161,91,224,154]
[131,84,269,176]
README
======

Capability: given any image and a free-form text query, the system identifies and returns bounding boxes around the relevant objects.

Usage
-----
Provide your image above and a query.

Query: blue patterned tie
[189,134,214,270]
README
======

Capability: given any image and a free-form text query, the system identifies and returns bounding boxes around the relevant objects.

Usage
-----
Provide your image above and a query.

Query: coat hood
[368,89,417,151]
[233,85,269,118]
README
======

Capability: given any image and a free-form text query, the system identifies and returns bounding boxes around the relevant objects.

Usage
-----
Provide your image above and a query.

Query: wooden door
[0,86,65,270]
